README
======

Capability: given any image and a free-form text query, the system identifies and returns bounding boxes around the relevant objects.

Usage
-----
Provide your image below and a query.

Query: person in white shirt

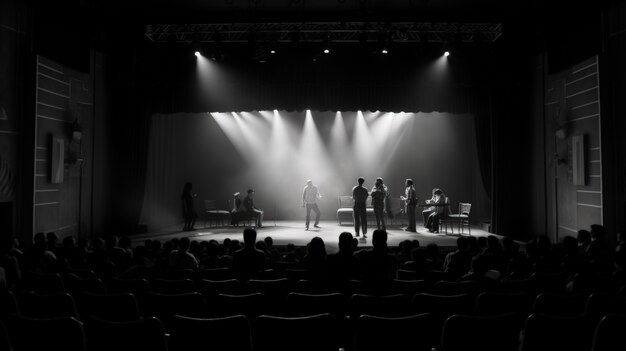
[302,179,322,230]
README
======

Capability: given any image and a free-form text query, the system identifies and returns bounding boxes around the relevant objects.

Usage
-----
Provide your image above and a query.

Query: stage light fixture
[381,47,388,54]
[270,49,276,54]
[323,48,330,54]
[444,51,450,57]
[194,51,200,57]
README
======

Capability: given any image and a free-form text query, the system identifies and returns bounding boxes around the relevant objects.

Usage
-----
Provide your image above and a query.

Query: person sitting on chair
[231,192,245,226]
[243,189,264,228]
[423,188,446,233]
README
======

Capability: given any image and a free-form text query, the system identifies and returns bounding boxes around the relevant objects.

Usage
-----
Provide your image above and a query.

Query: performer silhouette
[302,179,322,230]
[371,177,390,231]
[352,177,369,238]
[400,179,417,232]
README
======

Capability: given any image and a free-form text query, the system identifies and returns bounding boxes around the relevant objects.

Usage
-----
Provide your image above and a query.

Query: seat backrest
[459,203,472,215]
[139,292,208,319]
[286,292,347,317]
[168,315,252,351]
[442,313,520,351]
[75,292,140,322]
[349,294,411,318]
[592,314,626,351]
[533,293,588,317]
[8,315,86,351]
[475,291,534,316]
[355,313,435,351]
[15,291,78,319]
[205,200,216,210]
[246,278,290,298]
[521,313,596,351]
[199,279,242,296]
[200,267,235,281]
[585,293,626,317]
[106,278,151,295]
[19,271,65,294]
[64,274,107,295]
[84,316,167,351]
[210,293,266,318]
[338,195,352,208]
[151,278,196,294]
[253,313,337,351]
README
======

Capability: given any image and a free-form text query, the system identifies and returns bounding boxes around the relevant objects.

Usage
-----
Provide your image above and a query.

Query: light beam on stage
[298,110,336,190]
[352,110,377,175]
[210,112,253,162]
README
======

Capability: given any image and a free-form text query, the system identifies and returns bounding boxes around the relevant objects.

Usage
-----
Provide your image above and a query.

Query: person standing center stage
[352,177,369,238]
[302,179,322,230]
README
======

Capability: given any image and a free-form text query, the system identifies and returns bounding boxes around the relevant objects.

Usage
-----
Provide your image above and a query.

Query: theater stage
[131,220,497,254]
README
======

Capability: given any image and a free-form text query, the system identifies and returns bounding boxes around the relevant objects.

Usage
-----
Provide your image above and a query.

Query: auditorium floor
[132,220,500,254]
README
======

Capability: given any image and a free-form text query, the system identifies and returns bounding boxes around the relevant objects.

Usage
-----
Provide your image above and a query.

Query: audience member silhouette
[0,235,21,289]
[443,237,472,279]
[577,229,592,255]
[326,232,361,289]
[233,228,266,281]
[169,237,199,270]
[425,243,443,271]
[588,224,612,267]
[357,229,397,292]
[303,237,327,283]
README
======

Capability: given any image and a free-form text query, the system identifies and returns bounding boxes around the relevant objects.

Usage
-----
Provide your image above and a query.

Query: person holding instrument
[400,179,417,232]
[423,188,446,233]
[371,177,390,231]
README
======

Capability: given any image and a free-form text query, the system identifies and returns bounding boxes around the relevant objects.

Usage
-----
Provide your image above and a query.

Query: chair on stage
[336,196,354,225]
[388,198,406,226]
[437,197,453,234]
[204,200,230,228]
[447,202,472,235]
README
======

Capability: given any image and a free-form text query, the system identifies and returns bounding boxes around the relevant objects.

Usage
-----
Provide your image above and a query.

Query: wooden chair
[204,200,230,227]
[447,202,472,235]
[438,197,453,234]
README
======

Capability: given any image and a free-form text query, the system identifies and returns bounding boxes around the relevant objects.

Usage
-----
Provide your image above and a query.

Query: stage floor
[131,220,498,254]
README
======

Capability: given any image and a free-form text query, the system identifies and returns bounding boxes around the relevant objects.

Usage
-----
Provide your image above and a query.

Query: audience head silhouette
[179,237,190,252]
[243,228,257,247]
[338,232,353,253]
[372,229,388,249]
[358,177,365,185]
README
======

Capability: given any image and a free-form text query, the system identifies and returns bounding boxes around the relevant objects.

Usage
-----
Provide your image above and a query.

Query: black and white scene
[1,1,626,350]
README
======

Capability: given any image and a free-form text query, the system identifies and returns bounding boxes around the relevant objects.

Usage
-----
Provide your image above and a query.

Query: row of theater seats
[16,268,622,297]
[2,303,626,351]
[4,287,626,321]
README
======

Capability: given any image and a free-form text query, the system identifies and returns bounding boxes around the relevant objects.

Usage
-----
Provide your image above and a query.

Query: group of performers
[352,178,446,238]
[182,179,447,235]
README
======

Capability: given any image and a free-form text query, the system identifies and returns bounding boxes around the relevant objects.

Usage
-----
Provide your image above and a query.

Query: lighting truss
[145,22,503,43]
